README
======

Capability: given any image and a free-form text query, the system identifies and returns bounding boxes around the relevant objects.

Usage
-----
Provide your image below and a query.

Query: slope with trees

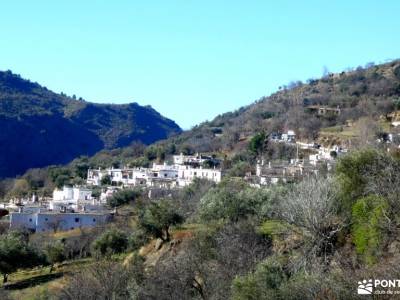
[0,70,181,178]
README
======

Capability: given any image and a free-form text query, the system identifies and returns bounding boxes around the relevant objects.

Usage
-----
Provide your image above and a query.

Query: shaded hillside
[0,71,181,177]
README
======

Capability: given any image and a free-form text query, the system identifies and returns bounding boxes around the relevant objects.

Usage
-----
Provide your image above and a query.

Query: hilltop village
[0,130,356,233]
[3,118,400,234]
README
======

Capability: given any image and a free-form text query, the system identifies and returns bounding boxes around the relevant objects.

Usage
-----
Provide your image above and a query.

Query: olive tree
[138,200,184,242]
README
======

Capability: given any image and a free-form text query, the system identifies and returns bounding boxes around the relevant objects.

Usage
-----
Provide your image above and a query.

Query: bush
[335,149,385,214]
[279,177,342,269]
[107,188,141,208]
[336,149,400,217]
[248,132,266,155]
[226,161,252,177]
[92,229,128,256]
[351,195,388,265]
[0,231,45,283]
[199,178,269,222]
[44,241,65,272]
[232,257,287,300]
[128,229,149,251]
[100,174,112,186]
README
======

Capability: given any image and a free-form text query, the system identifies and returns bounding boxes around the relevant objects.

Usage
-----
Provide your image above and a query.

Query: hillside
[82,60,400,168]
[0,70,181,178]
[161,60,400,153]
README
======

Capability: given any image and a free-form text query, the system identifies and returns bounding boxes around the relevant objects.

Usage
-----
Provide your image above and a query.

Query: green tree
[199,178,270,222]
[91,229,128,256]
[72,159,90,179]
[44,241,65,273]
[100,174,112,186]
[48,167,72,189]
[144,146,158,161]
[0,231,45,283]
[335,149,388,214]
[351,195,388,265]
[107,188,141,208]
[248,132,266,155]
[138,200,184,242]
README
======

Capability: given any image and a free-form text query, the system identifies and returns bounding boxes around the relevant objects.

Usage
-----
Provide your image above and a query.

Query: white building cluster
[271,130,296,143]
[250,158,323,187]
[9,186,111,233]
[87,154,222,189]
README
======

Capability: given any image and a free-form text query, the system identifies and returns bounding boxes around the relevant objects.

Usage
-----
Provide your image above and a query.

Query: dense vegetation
[0,70,181,177]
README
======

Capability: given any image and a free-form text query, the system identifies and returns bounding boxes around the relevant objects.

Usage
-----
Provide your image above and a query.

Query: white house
[87,154,223,189]
[281,130,296,143]
[177,165,222,187]
[10,210,111,232]
[172,153,215,166]
[50,186,94,211]
[87,169,108,186]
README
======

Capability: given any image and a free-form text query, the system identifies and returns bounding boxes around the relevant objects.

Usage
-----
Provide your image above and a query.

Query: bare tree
[59,259,142,300]
[140,220,271,300]
[279,176,344,271]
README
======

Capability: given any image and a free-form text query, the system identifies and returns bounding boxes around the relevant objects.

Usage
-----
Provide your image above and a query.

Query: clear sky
[1,1,399,129]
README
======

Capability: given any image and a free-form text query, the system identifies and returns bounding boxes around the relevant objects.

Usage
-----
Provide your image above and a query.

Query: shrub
[226,161,252,177]
[248,132,266,155]
[128,229,149,251]
[199,178,270,222]
[232,257,287,300]
[44,241,65,272]
[107,188,141,208]
[100,174,111,186]
[92,229,128,256]
[0,231,45,283]
[351,195,388,265]
[279,177,342,268]
[335,149,386,214]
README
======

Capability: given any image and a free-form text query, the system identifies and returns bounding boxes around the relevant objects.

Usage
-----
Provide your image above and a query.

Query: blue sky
[1,1,399,129]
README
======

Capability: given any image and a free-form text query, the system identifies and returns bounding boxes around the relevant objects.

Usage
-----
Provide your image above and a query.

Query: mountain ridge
[0,70,182,177]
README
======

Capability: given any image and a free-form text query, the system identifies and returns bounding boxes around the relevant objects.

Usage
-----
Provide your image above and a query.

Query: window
[29,218,32,222]
[75,218,80,223]
[93,218,96,222]
[45,218,48,221]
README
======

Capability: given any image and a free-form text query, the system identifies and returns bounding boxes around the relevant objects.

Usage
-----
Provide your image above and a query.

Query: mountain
[0,70,181,178]
[82,59,400,168]
[154,59,400,153]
